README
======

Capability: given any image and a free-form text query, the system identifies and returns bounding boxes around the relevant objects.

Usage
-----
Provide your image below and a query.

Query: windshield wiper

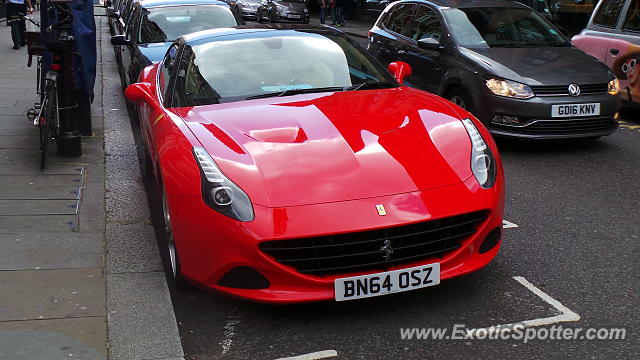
[345,81,395,91]
[246,86,346,100]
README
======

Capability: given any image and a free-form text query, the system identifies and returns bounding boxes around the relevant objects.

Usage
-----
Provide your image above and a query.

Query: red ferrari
[125,25,505,303]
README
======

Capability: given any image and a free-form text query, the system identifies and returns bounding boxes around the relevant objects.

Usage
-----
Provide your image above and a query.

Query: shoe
[20,43,26,47]
[12,45,19,50]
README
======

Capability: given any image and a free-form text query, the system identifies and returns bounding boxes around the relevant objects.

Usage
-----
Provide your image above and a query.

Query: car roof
[182,24,342,44]
[410,0,527,9]
[139,0,229,9]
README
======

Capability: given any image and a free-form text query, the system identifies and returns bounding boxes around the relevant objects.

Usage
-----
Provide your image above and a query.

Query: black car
[111,0,242,87]
[256,0,310,23]
[368,0,621,139]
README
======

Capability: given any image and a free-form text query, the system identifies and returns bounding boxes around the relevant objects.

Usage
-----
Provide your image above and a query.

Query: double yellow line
[619,120,640,132]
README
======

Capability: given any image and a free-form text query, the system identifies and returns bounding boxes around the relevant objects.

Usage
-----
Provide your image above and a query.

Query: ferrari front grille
[259,211,488,277]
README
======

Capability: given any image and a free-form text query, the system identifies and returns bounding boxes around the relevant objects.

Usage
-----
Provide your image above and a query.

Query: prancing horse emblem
[380,240,394,260]
[376,204,387,216]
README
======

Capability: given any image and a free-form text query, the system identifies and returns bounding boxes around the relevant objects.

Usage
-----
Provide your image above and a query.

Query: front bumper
[473,91,620,139]
[276,13,309,22]
[239,8,258,19]
[168,175,504,303]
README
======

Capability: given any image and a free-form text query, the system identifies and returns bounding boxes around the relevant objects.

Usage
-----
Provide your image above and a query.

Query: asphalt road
[127,28,640,358]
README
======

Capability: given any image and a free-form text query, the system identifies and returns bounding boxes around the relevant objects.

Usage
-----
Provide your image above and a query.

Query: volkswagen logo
[568,83,581,97]
[380,240,394,261]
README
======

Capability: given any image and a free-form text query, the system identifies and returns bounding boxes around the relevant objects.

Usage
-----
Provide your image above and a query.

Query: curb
[98,15,185,360]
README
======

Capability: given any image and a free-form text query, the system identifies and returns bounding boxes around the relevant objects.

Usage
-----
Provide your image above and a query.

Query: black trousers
[6,3,27,47]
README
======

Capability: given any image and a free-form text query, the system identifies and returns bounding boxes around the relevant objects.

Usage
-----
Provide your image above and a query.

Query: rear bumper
[169,175,504,303]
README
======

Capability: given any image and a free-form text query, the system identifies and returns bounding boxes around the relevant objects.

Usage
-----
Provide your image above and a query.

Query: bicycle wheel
[39,80,58,169]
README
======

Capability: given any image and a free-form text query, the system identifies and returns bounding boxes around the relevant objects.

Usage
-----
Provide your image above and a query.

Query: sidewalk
[0,13,183,360]
[0,14,107,360]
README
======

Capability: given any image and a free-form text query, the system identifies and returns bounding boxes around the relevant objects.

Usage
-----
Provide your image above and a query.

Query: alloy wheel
[162,189,177,277]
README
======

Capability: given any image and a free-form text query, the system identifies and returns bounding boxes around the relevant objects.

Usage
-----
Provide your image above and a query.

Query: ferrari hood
[179,88,474,207]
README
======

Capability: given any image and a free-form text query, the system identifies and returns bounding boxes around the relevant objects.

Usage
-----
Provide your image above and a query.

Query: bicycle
[24,0,81,169]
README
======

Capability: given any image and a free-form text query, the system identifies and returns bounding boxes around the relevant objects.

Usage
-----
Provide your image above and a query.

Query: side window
[125,8,138,41]
[411,5,443,41]
[623,0,640,32]
[175,46,220,107]
[159,44,179,106]
[593,0,626,28]
[384,3,417,38]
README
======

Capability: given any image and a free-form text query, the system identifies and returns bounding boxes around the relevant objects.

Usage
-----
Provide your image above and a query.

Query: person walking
[318,0,328,24]
[333,0,345,27]
[5,0,33,49]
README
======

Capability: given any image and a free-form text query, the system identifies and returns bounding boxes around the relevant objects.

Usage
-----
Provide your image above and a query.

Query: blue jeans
[332,6,344,25]
[320,6,328,24]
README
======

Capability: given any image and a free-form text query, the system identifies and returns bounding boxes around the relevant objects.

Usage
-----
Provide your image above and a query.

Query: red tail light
[51,64,62,71]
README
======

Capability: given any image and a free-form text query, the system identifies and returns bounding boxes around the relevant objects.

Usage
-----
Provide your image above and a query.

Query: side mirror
[388,61,412,85]
[125,82,156,105]
[111,35,131,46]
[417,37,442,51]
[107,9,120,18]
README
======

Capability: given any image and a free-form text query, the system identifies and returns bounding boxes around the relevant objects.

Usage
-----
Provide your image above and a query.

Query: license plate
[551,103,600,118]
[287,14,301,18]
[334,263,440,301]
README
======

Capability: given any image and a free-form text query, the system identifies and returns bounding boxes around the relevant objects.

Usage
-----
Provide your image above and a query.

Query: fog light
[479,227,501,254]
[491,115,520,125]
[614,112,619,120]
[218,266,269,289]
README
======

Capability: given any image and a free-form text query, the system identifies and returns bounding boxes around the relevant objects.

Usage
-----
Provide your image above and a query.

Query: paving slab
[0,164,83,176]
[0,215,78,232]
[0,268,105,321]
[0,199,78,215]
[0,232,103,270]
[0,317,106,360]
[0,135,39,149]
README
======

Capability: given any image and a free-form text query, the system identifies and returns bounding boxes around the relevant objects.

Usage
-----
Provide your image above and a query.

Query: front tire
[161,185,189,289]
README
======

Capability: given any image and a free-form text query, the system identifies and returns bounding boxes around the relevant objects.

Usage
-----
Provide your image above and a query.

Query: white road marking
[275,350,338,360]
[465,276,580,338]
[502,220,519,229]
[221,318,240,355]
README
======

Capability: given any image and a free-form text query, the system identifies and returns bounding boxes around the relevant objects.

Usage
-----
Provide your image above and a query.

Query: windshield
[176,32,396,106]
[139,6,238,43]
[442,7,569,48]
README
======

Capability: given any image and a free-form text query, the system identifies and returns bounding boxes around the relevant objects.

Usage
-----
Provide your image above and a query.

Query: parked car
[256,0,309,23]
[124,25,505,303]
[368,0,621,139]
[572,0,640,107]
[364,0,397,15]
[108,0,141,37]
[226,0,262,20]
[111,0,242,88]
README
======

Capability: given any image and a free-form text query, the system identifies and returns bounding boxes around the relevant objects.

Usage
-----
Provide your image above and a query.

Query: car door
[141,43,181,164]
[368,3,417,68]
[400,4,446,93]
[120,7,140,86]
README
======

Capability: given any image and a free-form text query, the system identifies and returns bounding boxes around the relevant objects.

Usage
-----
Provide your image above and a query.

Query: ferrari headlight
[485,78,534,99]
[193,147,254,222]
[461,118,496,189]
[608,78,620,96]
